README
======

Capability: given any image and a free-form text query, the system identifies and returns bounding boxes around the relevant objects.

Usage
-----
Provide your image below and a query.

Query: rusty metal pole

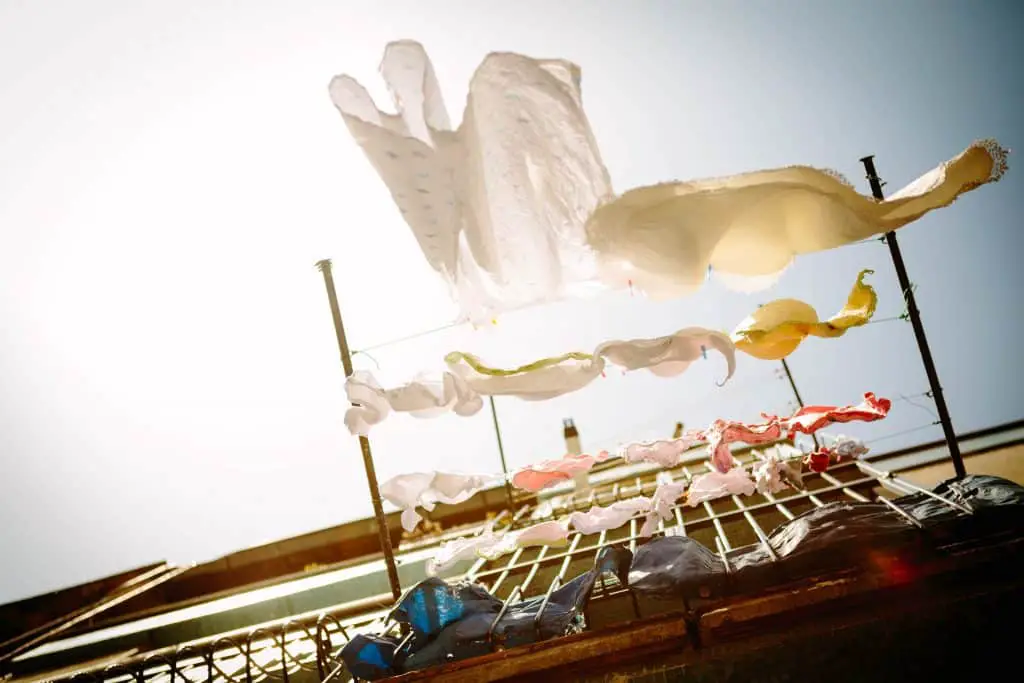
[315,259,402,601]
[858,156,966,479]
[779,357,821,451]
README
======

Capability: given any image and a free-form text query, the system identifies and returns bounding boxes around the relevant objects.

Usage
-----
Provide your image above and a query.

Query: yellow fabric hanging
[730,269,877,360]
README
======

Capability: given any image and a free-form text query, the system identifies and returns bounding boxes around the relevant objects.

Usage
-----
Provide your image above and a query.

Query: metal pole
[488,396,515,510]
[315,259,402,601]
[779,357,821,450]
[858,156,966,479]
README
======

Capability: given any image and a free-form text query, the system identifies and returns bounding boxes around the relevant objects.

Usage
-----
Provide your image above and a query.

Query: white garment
[640,474,688,537]
[585,140,1009,298]
[751,445,804,496]
[343,328,735,435]
[568,497,652,535]
[380,471,494,532]
[687,466,756,506]
[344,370,483,436]
[824,434,870,459]
[330,41,613,324]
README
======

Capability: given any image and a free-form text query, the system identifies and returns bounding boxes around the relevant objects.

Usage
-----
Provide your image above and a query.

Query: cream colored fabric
[586,140,1008,298]
[380,471,495,532]
[330,41,613,324]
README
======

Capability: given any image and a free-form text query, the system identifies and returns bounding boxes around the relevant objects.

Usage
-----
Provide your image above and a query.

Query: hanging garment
[444,351,605,401]
[585,139,1008,299]
[752,445,805,495]
[704,419,785,473]
[731,269,878,360]
[822,434,870,459]
[688,466,757,506]
[344,370,483,436]
[445,326,735,399]
[511,452,610,492]
[641,475,688,537]
[776,392,891,436]
[568,496,653,535]
[619,429,707,467]
[330,41,614,324]
[344,327,734,435]
[381,471,495,532]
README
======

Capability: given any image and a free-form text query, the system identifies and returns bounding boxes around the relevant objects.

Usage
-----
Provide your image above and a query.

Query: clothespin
[700,345,707,360]
[491,318,498,326]
[627,279,634,297]
[706,264,713,281]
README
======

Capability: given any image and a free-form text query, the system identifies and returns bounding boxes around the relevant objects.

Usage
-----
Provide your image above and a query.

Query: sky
[0,0,1021,605]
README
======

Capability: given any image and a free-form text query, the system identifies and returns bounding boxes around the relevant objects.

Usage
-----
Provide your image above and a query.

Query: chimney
[563,418,591,496]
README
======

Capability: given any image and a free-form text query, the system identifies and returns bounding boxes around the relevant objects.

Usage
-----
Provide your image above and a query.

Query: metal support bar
[779,357,820,451]
[859,156,966,479]
[315,259,402,602]
[489,396,515,510]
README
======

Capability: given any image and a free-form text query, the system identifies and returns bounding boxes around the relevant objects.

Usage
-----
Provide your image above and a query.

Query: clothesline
[865,421,941,445]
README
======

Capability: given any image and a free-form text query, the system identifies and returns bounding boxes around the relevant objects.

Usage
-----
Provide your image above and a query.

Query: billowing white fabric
[586,139,1009,298]
[344,328,735,435]
[687,466,756,506]
[751,445,804,496]
[330,41,613,324]
[641,473,688,537]
[619,430,706,467]
[568,497,652,535]
[380,471,494,531]
[344,370,483,436]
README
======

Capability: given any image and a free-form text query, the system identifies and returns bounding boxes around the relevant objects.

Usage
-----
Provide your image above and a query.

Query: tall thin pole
[315,259,402,601]
[780,357,821,450]
[488,396,515,510]
[859,156,966,479]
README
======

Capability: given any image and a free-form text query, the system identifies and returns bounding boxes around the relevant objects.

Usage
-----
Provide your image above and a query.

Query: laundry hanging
[585,139,1009,299]
[332,43,1008,317]
[731,269,878,360]
[381,471,496,532]
[344,327,735,435]
[330,40,613,324]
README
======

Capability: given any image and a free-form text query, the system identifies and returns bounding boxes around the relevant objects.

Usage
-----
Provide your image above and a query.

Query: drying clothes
[330,41,613,324]
[824,434,870,459]
[344,370,483,436]
[585,139,1008,299]
[444,351,605,401]
[619,429,707,467]
[511,452,610,492]
[752,445,805,495]
[344,327,734,436]
[688,466,757,506]
[803,435,870,474]
[568,496,653,536]
[427,520,570,576]
[731,269,878,360]
[381,471,495,532]
[704,419,785,473]
[641,476,688,537]
[445,326,736,400]
[777,392,891,436]
[477,520,572,561]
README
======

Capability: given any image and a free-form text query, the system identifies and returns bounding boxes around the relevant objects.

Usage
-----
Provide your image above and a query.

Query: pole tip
[315,259,333,272]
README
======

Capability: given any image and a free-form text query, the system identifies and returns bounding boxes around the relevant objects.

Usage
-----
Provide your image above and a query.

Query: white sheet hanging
[585,140,1008,298]
[330,41,613,324]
